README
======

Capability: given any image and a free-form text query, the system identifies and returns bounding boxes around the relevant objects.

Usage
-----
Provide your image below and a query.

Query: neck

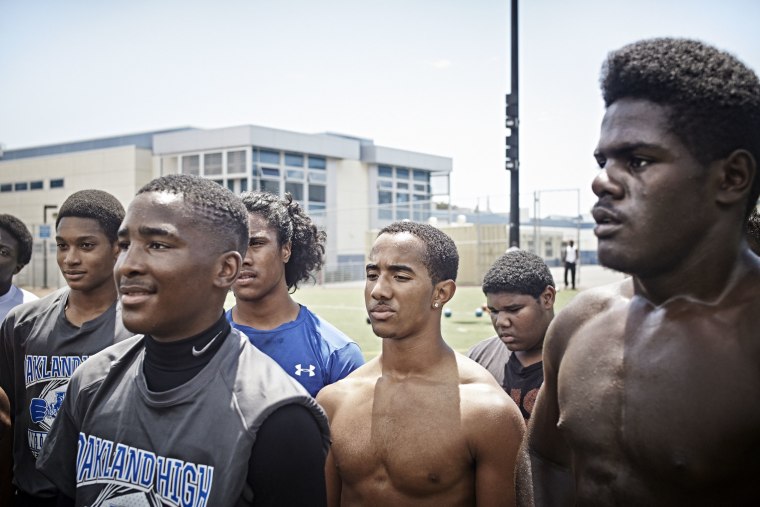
[66,283,118,326]
[233,288,300,330]
[634,239,749,306]
[0,281,12,298]
[379,330,451,378]
[514,348,542,367]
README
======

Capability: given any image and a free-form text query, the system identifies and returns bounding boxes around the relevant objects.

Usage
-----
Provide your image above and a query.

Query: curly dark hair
[482,250,554,300]
[138,175,248,255]
[600,37,760,214]
[748,207,760,255]
[378,221,458,284]
[56,189,125,243]
[240,191,326,291]
[0,214,33,267]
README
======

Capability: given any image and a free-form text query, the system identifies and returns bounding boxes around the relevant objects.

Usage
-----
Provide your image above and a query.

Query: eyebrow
[54,234,100,242]
[365,262,416,274]
[594,141,663,158]
[117,225,175,238]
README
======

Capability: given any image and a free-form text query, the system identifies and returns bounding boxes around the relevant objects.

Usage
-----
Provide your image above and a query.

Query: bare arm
[471,391,526,507]
[316,386,342,507]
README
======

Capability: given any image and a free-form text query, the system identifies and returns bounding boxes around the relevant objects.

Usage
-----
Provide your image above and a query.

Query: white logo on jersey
[294,364,316,377]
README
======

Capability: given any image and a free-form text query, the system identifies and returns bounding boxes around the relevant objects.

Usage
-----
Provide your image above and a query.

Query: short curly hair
[240,191,326,291]
[600,38,760,215]
[482,250,555,300]
[56,190,125,243]
[377,221,458,285]
[748,207,760,255]
[0,214,33,267]
[138,175,248,256]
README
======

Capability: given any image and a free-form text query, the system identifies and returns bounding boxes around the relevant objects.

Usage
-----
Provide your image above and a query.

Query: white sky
[1,0,759,217]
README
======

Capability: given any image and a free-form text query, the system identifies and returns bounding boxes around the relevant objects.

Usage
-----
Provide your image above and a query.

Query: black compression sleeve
[248,404,327,507]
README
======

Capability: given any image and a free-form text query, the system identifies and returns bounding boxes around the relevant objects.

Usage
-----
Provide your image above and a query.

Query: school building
[0,125,455,288]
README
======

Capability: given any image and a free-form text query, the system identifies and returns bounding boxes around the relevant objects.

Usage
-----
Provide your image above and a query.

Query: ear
[12,264,22,276]
[110,241,121,262]
[715,149,756,206]
[540,285,556,309]
[213,251,243,290]
[431,279,456,308]
[281,241,292,264]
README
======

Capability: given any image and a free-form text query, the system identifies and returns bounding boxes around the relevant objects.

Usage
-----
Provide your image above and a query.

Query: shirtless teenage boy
[521,38,760,506]
[318,221,525,507]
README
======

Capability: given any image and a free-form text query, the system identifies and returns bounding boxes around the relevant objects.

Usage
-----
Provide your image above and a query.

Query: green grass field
[225,284,579,360]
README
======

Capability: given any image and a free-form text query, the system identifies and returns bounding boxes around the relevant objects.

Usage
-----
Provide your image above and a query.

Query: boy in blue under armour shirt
[227,191,364,397]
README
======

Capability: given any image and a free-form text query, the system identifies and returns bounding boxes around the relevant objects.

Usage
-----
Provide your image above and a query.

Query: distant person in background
[468,250,555,421]
[318,221,524,506]
[562,239,577,290]
[0,214,37,322]
[0,190,132,506]
[0,215,37,506]
[748,207,760,254]
[227,191,364,397]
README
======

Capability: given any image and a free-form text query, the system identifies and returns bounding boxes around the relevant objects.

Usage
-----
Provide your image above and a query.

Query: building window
[50,179,64,188]
[545,241,554,257]
[259,149,280,165]
[204,153,222,176]
[228,150,246,174]
[286,169,305,181]
[30,180,44,190]
[182,155,200,175]
[308,156,326,170]
[396,192,409,204]
[285,153,304,167]
[240,179,248,192]
[413,169,428,182]
[0,184,11,193]
[397,182,408,190]
[308,184,326,203]
[396,167,409,180]
[261,180,280,195]
[14,182,28,191]
[414,183,427,192]
[286,182,304,201]
[378,165,392,178]
[261,167,280,178]
[308,170,326,183]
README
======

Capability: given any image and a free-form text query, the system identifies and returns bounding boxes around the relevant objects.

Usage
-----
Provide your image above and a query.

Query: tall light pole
[506,0,520,248]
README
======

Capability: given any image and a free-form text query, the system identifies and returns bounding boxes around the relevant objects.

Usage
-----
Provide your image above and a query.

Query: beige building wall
[332,159,370,256]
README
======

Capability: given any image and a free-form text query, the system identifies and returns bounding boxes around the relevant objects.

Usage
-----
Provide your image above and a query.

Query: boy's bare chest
[558,303,760,486]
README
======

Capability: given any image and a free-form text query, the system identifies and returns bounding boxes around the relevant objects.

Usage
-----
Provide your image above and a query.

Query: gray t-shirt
[37,329,329,506]
[0,287,133,497]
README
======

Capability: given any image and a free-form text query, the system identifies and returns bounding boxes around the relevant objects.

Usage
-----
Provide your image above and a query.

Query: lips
[118,282,155,306]
[368,305,395,321]
[62,271,86,281]
[234,271,257,285]
[592,205,623,238]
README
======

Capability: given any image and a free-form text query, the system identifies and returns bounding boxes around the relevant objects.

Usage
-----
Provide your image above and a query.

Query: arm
[248,404,327,507]
[517,302,583,506]
[0,317,15,504]
[471,392,526,507]
[315,385,341,507]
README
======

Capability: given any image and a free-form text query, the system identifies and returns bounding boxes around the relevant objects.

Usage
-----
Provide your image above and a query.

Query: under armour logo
[295,364,316,377]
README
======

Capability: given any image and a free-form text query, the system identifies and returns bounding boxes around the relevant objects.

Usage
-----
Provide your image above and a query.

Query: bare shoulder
[316,357,381,416]
[455,353,524,426]
[545,278,632,354]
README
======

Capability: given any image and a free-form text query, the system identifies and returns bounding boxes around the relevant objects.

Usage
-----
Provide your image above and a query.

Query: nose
[493,311,512,328]
[242,245,254,266]
[592,167,623,199]
[368,274,391,302]
[62,247,79,266]
[115,243,144,279]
